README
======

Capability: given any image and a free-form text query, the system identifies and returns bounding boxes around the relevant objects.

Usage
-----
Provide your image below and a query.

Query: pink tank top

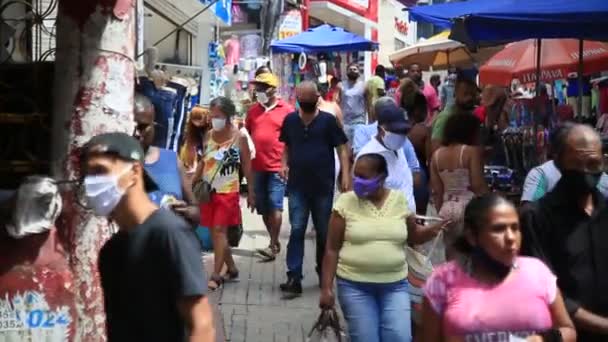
[424,257,556,340]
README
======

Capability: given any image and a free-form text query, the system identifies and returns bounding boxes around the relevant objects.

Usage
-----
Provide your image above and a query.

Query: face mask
[256,92,269,105]
[347,72,359,80]
[211,118,227,131]
[298,100,317,113]
[471,245,513,279]
[84,166,132,217]
[560,169,602,197]
[382,131,407,151]
[353,176,383,198]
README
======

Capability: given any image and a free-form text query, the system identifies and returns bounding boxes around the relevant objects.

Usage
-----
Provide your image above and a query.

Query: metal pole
[136,0,219,58]
[578,39,584,118]
[535,39,542,96]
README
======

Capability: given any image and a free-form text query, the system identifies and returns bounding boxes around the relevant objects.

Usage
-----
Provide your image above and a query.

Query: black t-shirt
[99,209,207,342]
[279,111,348,195]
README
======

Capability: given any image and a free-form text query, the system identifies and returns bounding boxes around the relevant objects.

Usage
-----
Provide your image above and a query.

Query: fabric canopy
[450,0,608,48]
[408,0,508,29]
[479,39,608,86]
[389,31,501,69]
[270,24,378,53]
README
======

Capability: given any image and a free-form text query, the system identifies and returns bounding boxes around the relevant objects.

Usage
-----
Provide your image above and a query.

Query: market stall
[270,24,378,103]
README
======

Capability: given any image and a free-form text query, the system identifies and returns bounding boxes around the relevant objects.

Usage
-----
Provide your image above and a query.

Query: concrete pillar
[51,0,136,340]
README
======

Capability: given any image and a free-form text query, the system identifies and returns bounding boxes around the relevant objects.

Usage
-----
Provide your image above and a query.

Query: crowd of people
[79,62,608,341]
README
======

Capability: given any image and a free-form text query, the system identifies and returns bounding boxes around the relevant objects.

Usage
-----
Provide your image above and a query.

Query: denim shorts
[254,171,286,215]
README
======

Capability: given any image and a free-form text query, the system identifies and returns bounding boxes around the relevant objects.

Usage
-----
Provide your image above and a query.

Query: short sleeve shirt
[334,190,409,283]
[431,105,455,141]
[280,111,347,195]
[246,100,294,172]
[424,257,556,340]
[98,209,207,342]
[423,83,441,121]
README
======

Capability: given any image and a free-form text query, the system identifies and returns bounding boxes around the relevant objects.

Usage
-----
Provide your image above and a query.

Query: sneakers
[279,278,302,295]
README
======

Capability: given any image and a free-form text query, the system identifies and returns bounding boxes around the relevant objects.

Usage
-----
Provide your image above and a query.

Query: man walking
[408,63,441,123]
[83,132,215,341]
[339,62,368,142]
[279,82,350,295]
[521,124,608,341]
[133,93,199,225]
[246,72,294,260]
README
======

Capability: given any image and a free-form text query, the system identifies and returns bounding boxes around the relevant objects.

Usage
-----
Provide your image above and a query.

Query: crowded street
[2,0,608,342]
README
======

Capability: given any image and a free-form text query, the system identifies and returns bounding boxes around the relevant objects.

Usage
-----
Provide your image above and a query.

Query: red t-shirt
[245,100,294,172]
[473,106,487,123]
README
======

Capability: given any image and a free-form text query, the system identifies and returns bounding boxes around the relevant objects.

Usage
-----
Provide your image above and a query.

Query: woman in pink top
[422,194,576,342]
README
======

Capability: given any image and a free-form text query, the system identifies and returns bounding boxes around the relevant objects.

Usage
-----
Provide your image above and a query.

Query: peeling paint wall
[52,0,135,340]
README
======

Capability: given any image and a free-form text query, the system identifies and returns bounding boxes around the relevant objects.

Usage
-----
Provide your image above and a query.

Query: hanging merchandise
[299,53,307,70]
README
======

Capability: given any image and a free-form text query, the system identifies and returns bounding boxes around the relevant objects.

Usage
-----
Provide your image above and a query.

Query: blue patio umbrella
[270,24,378,54]
[450,0,608,48]
[408,0,513,29]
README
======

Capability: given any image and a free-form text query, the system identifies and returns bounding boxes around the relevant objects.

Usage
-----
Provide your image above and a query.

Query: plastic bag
[306,309,347,342]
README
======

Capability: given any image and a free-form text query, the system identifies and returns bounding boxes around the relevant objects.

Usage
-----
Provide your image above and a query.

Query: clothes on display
[224,35,241,67]
[240,34,262,59]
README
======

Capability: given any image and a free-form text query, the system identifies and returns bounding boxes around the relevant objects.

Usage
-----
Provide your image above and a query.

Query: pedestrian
[430,77,480,154]
[193,97,254,291]
[133,93,199,225]
[521,124,608,341]
[430,112,488,260]
[408,63,441,124]
[422,194,576,341]
[339,62,367,142]
[430,74,441,97]
[356,99,417,213]
[406,92,431,215]
[318,81,345,197]
[180,106,210,186]
[476,85,510,165]
[245,72,294,261]
[319,153,449,342]
[366,64,387,122]
[83,132,215,341]
[439,66,457,110]
[278,81,350,294]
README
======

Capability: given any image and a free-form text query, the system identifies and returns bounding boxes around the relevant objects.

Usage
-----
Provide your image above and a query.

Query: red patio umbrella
[479,39,608,86]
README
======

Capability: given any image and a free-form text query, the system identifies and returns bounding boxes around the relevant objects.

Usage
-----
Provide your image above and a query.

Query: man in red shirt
[246,72,294,260]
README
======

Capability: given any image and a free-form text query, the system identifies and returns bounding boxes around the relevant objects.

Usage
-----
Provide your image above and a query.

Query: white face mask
[211,118,227,131]
[383,131,407,151]
[256,92,269,105]
[84,166,132,217]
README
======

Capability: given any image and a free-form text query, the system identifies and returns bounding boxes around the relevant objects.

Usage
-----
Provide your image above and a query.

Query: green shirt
[334,190,410,283]
[431,105,455,141]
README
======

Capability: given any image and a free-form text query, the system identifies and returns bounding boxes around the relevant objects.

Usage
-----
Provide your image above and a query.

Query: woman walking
[193,97,255,291]
[430,112,488,260]
[319,153,449,342]
[180,106,210,183]
[422,194,576,341]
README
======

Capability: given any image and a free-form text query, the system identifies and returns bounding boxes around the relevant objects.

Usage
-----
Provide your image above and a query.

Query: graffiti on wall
[0,291,71,341]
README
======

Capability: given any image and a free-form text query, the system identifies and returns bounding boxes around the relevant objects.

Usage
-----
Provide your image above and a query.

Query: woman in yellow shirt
[319,153,449,342]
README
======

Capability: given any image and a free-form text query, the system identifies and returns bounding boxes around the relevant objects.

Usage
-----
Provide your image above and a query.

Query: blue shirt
[352,122,421,173]
[280,111,348,195]
[145,148,183,206]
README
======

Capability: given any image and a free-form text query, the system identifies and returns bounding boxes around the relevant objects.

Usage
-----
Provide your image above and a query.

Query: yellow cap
[252,72,279,88]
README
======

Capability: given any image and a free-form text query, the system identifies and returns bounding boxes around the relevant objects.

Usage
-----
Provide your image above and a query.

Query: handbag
[306,308,346,342]
[406,230,443,325]
[192,137,237,204]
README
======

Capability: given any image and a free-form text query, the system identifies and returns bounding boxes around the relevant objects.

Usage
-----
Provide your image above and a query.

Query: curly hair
[180,106,209,170]
[442,112,481,146]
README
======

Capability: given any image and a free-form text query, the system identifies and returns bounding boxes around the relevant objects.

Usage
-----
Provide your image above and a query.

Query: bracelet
[540,329,562,342]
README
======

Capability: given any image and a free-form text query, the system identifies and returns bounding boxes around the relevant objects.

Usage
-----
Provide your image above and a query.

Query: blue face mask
[84,166,131,216]
[353,175,383,198]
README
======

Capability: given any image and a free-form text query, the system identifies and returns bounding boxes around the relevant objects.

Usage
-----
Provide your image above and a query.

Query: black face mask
[560,169,602,197]
[471,245,512,279]
[298,100,317,113]
[347,72,359,80]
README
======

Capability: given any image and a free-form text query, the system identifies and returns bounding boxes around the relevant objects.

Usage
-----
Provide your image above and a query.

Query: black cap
[377,101,411,135]
[83,132,159,192]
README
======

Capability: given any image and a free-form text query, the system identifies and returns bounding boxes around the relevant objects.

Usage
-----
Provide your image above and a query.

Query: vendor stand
[269,24,378,104]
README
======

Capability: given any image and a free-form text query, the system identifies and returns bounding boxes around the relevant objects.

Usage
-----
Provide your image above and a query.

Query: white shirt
[356,138,416,213]
[240,127,256,159]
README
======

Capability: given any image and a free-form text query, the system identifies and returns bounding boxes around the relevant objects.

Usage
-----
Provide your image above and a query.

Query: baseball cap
[252,72,279,88]
[377,101,411,135]
[83,132,159,192]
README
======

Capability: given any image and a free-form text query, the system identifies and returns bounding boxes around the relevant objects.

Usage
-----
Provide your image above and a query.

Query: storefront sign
[199,0,232,25]
[278,10,302,40]
[0,291,71,340]
[394,17,408,35]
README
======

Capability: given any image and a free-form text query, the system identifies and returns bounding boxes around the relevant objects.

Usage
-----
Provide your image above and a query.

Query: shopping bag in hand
[306,308,347,342]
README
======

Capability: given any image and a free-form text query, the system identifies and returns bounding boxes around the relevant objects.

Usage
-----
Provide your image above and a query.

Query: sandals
[225,268,239,282]
[208,274,224,292]
[257,242,281,260]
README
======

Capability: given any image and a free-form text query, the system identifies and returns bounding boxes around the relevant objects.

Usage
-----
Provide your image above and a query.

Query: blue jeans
[254,172,286,216]
[337,277,412,342]
[286,190,333,280]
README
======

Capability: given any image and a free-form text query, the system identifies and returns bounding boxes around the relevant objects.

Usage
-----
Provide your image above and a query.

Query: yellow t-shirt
[334,190,410,283]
